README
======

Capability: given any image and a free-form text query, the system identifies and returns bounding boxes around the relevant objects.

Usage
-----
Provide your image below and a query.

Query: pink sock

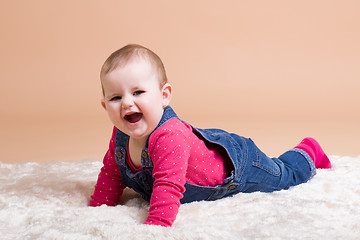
[295,137,332,169]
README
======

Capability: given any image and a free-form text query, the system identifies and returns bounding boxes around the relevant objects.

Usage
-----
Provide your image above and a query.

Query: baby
[90,44,332,227]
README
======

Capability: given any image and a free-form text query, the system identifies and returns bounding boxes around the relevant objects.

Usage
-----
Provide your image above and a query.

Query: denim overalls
[114,106,316,204]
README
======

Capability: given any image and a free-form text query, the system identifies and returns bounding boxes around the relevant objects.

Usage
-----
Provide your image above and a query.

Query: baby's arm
[145,127,190,227]
[90,127,125,206]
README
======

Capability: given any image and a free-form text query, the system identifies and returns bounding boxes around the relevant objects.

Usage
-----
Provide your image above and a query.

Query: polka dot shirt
[90,118,232,227]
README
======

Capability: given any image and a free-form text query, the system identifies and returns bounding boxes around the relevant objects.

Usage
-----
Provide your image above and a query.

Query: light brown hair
[100,44,168,96]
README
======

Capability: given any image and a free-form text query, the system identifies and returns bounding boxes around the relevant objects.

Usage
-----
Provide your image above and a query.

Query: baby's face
[101,58,171,144]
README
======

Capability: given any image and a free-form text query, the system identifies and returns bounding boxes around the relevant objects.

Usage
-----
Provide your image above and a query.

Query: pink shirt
[90,118,231,227]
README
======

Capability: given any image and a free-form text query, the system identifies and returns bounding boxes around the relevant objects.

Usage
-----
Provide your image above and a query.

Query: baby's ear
[101,99,107,110]
[162,83,172,107]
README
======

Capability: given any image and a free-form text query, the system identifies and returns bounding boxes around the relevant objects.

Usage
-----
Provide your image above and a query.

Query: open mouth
[124,113,143,124]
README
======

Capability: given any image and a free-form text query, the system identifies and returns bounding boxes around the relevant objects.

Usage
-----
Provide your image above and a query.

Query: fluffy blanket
[1,156,359,240]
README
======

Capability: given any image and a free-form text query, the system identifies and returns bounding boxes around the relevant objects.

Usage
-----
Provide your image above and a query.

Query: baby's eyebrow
[106,92,121,100]
[131,85,142,90]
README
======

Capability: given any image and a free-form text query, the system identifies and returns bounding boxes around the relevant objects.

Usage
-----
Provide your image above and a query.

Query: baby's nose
[122,96,134,109]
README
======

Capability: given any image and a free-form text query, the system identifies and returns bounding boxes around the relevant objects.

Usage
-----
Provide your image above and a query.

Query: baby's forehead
[115,55,156,72]
[101,52,164,87]
[105,58,160,83]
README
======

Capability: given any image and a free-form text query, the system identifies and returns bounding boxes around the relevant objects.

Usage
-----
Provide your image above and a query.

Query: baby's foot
[295,137,332,169]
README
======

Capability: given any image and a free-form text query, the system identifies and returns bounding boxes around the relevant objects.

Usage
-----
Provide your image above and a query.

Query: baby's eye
[110,96,122,101]
[134,90,145,96]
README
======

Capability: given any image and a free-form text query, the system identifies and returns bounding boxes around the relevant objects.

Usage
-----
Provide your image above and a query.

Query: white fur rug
[1,156,359,240]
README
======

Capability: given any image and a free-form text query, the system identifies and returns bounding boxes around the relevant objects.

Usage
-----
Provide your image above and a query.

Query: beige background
[1,0,359,163]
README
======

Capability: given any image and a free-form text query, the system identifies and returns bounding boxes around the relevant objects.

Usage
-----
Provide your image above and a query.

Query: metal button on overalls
[142,151,148,159]
[228,180,236,190]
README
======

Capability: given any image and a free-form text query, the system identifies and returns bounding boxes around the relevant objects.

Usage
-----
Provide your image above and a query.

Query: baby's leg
[294,137,332,169]
[229,136,317,193]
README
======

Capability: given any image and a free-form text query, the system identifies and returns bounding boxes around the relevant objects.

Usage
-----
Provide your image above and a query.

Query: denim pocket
[252,148,281,176]
[181,183,221,203]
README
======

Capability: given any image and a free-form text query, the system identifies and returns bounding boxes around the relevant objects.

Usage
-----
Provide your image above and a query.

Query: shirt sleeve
[90,127,125,207]
[144,126,190,227]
